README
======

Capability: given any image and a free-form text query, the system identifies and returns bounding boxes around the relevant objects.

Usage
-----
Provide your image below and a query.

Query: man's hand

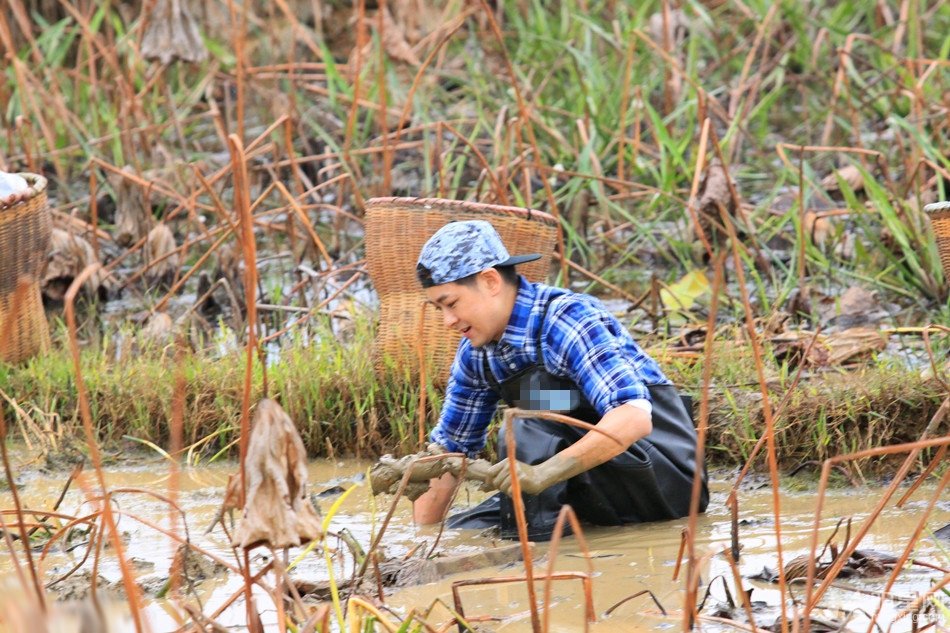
[488,456,572,496]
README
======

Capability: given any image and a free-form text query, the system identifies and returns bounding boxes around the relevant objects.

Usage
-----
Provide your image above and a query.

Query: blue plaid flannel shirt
[430,277,670,457]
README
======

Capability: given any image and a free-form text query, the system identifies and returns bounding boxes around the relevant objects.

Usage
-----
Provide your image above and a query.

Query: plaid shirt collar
[496,276,537,351]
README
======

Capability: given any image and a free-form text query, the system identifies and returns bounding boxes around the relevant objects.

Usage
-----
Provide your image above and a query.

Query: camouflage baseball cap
[416,220,541,288]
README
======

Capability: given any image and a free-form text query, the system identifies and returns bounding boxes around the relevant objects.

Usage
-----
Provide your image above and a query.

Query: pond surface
[2,450,950,632]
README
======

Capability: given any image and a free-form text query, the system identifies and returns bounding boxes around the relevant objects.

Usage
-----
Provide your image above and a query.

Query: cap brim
[500,253,542,267]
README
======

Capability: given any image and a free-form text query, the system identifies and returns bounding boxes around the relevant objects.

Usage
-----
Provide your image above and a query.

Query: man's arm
[413,471,459,524]
[487,403,651,496]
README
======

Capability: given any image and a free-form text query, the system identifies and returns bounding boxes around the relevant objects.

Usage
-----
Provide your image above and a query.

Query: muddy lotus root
[231,399,323,550]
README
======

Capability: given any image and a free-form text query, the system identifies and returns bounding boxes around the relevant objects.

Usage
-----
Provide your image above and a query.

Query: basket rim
[366,196,559,226]
[924,201,950,214]
[0,173,48,210]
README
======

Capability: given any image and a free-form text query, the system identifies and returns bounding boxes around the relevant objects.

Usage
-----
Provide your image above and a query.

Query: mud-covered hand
[488,454,577,496]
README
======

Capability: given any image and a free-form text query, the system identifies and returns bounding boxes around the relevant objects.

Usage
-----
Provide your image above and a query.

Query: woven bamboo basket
[365,197,559,383]
[926,201,950,277]
[0,173,52,364]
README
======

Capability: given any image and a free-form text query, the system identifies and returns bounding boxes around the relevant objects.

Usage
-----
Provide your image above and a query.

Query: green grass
[1,311,946,474]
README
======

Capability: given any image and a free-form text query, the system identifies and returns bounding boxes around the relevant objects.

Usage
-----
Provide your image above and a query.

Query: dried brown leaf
[820,165,864,194]
[41,228,106,301]
[145,223,179,288]
[377,7,421,66]
[822,328,887,366]
[141,0,208,64]
[109,166,154,248]
[232,399,323,550]
[139,312,174,350]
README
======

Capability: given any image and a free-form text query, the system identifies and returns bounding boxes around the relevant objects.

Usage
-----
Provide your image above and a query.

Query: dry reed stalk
[477,0,566,281]
[722,535,760,631]
[604,589,668,617]
[64,264,149,633]
[152,228,233,313]
[0,280,45,608]
[531,161,691,210]
[259,269,366,343]
[228,133,257,502]
[7,58,65,181]
[721,194,789,633]
[435,120,445,198]
[378,0,391,197]
[803,434,950,632]
[301,82,404,121]
[513,121,532,210]
[20,111,212,164]
[896,443,947,507]
[272,180,333,266]
[354,451,466,591]
[574,120,609,226]
[725,2,779,160]
[205,560,275,622]
[828,34,889,159]
[684,118,715,260]
[0,0,39,63]
[85,169,100,264]
[543,505,596,630]
[724,325,824,495]
[281,119,306,306]
[451,572,594,631]
[616,36,638,184]
[343,0,369,158]
[416,300,428,447]
[440,121,510,204]
[40,511,102,591]
[865,463,950,632]
[90,157,214,218]
[167,342,186,591]
[551,252,638,305]
[707,123,769,272]
[680,249,725,626]
[269,139,425,172]
[631,27,738,132]
[393,11,473,136]
[659,0,674,116]
[498,407,626,633]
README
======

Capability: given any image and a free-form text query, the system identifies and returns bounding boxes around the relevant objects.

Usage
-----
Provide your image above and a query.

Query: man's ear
[479,267,503,295]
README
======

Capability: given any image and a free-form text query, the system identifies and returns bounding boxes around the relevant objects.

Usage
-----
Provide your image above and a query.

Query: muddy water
[2,452,950,632]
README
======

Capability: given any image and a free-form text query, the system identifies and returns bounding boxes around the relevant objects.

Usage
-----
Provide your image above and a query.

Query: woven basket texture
[926,202,950,277]
[365,197,558,382]
[0,173,52,364]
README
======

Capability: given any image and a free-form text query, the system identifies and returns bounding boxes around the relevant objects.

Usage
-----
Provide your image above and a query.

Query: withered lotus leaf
[232,399,323,550]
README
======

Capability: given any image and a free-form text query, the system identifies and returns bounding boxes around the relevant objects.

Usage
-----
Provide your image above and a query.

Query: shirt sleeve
[429,344,500,458]
[543,297,653,417]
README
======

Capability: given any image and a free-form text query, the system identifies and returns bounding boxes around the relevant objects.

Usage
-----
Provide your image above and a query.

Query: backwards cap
[416,220,540,288]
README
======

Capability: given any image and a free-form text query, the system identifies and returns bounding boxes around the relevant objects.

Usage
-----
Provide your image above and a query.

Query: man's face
[426,271,508,347]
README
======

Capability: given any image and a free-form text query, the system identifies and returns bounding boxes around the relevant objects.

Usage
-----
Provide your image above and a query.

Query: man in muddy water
[412,220,708,541]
